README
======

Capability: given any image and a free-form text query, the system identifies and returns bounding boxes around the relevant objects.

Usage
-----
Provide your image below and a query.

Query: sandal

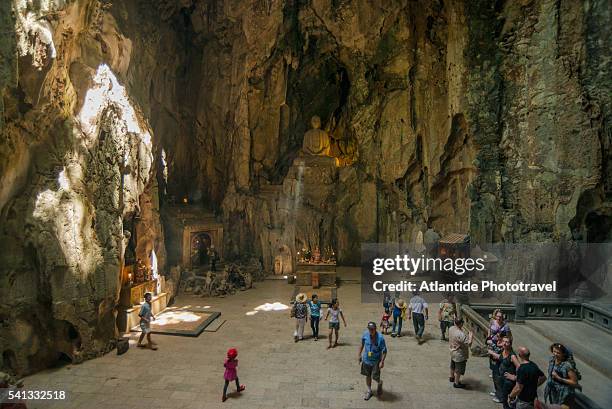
[238,385,246,392]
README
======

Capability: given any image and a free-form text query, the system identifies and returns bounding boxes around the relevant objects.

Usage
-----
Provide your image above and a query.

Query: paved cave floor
[22,278,545,409]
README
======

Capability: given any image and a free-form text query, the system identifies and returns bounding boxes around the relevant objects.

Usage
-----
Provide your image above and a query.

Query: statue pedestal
[279,154,337,279]
[285,155,337,207]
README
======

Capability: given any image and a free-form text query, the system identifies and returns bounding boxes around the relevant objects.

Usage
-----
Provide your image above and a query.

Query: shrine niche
[161,204,224,269]
[183,224,223,268]
[191,232,212,267]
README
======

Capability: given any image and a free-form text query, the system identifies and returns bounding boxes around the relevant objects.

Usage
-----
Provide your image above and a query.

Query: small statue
[204,271,214,295]
[217,278,229,296]
[208,245,219,272]
[302,116,331,156]
[135,258,146,283]
[242,271,253,290]
[312,247,321,263]
[329,249,336,263]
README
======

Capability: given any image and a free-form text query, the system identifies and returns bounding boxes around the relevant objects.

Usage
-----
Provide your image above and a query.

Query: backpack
[567,354,582,381]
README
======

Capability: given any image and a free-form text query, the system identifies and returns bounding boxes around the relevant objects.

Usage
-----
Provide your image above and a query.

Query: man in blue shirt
[358,322,387,400]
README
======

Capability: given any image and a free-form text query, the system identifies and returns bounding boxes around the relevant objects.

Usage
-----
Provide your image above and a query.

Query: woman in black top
[498,336,520,409]
[487,331,508,402]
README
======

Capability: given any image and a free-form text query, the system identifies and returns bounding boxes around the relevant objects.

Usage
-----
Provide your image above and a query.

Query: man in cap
[358,322,387,400]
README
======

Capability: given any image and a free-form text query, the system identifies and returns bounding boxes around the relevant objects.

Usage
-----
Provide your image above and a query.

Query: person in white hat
[291,293,308,342]
[391,298,407,337]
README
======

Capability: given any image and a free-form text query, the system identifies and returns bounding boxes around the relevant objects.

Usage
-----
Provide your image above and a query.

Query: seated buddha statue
[302,115,331,156]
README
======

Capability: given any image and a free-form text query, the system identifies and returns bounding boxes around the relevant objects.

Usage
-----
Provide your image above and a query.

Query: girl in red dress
[222,348,245,402]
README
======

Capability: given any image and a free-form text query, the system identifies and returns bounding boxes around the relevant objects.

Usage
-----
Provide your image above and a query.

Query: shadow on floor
[376,390,400,402]
[460,378,489,393]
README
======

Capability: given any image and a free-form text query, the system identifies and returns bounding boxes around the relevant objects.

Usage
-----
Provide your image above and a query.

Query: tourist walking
[497,336,520,408]
[487,330,507,401]
[488,309,510,345]
[438,293,456,341]
[449,318,473,388]
[391,298,406,337]
[409,291,429,341]
[307,294,322,340]
[291,293,308,342]
[324,298,347,348]
[221,348,245,402]
[382,291,392,311]
[137,292,157,350]
[508,347,546,409]
[544,343,580,409]
[380,308,391,335]
[358,322,387,401]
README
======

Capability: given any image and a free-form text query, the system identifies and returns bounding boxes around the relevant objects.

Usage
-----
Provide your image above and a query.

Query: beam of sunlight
[246,302,288,316]
[57,168,69,190]
[33,186,103,276]
[14,1,65,68]
[79,64,152,147]
[254,302,289,312]
[154,311,202,327]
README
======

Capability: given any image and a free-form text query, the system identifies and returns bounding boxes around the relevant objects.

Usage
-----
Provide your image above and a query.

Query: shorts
[361,361,381,382]
[329,322,340,330]
[140,321,151,334]
[450,359,466,375]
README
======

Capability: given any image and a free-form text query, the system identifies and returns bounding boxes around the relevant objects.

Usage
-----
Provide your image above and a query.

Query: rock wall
[0,0,174,375]
[164,0,609,266]
[0,0,610,375]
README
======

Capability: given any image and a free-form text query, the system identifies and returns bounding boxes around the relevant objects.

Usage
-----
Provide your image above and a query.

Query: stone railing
[468,299,612,335]
[514,297,583,323]
[468,303,517,322]
[581,302,612,334]
[459,304,489,348]
[464,301,609,409]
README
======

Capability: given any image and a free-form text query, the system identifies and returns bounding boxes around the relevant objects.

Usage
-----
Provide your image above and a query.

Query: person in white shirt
[408,291,429,342]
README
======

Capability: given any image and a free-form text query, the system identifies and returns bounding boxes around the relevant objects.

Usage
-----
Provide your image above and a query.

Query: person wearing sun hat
[222,348,245,402]
[291,293,308,342]
[391,297,407,337]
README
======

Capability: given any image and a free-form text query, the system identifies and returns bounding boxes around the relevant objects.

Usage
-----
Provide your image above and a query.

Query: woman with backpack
[544,343,580,409]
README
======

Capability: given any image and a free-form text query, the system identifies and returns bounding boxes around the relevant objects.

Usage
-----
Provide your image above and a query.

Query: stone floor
[22,278,609,409]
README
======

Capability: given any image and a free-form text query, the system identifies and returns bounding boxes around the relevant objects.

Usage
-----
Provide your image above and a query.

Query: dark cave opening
[52,352,73,368]
[2,350,17,373]
[67,323,82,350]
[585,212,612,243]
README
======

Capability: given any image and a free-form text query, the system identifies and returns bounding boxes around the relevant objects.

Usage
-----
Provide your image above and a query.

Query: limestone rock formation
[0,0,609,375]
